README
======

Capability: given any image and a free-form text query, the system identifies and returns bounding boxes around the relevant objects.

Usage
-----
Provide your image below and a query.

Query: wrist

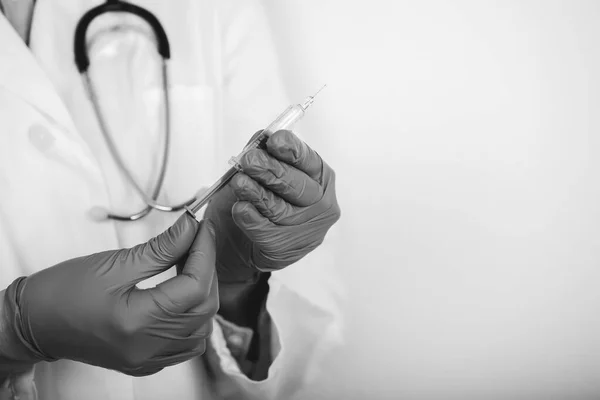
[215,257,262,286]
[0,278,40,384]
[0,278,43,372]
[217,273,270,330]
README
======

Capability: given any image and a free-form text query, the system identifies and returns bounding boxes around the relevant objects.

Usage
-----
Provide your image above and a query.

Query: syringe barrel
[261,104,305,137]
[185,103,307,221]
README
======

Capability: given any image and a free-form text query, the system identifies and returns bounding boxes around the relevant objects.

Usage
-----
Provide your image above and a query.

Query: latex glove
[206,130,341,284]
[0,214,218,377]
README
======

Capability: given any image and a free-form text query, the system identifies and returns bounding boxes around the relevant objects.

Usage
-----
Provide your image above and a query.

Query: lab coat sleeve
[207,2,344,399]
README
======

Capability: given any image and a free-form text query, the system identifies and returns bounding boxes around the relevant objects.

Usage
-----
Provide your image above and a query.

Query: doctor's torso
[0,1,245,399]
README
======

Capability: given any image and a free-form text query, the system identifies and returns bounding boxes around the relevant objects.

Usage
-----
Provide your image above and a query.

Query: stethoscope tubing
[75,1,196,221]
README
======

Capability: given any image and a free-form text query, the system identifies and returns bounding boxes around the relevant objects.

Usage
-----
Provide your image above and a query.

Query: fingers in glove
[137,221,219,315]
[231,201,276,243]
[153,322,212,357]
[137,271,219,338]
[230,173,305,225]
[126,339,207,375]
[124,213,199,284]
[266,130,324,182]
[239,149,323,207]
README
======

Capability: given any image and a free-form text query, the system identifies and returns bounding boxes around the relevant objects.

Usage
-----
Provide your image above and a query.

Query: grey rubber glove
[205,129,341,284]
[0,214,218,378]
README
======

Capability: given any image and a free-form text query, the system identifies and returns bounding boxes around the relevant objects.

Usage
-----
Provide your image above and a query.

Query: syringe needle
[302,83,327,109]
[312,83,327,98]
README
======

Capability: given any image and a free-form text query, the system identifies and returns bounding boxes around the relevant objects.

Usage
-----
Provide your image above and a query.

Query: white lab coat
[0,1,342,399]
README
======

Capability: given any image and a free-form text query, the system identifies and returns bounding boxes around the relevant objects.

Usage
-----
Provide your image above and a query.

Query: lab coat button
[28,124,55,152]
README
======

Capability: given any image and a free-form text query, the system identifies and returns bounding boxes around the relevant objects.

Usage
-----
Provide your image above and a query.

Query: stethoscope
[74,0,197,221]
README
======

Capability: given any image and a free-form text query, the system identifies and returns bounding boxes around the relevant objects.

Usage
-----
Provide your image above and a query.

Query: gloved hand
[205,130,341,285]
[0,214,218,378]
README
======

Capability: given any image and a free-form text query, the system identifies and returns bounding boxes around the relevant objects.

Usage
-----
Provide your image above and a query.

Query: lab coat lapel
[0,12,79,136]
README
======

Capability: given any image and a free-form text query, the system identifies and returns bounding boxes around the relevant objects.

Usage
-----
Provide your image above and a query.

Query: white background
[263,1,600,399]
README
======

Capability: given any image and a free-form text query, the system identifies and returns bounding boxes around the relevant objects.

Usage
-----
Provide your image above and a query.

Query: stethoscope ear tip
[89,206,109,221]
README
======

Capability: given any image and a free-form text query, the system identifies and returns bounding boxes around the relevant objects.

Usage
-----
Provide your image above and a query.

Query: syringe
[185,85,326,221]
